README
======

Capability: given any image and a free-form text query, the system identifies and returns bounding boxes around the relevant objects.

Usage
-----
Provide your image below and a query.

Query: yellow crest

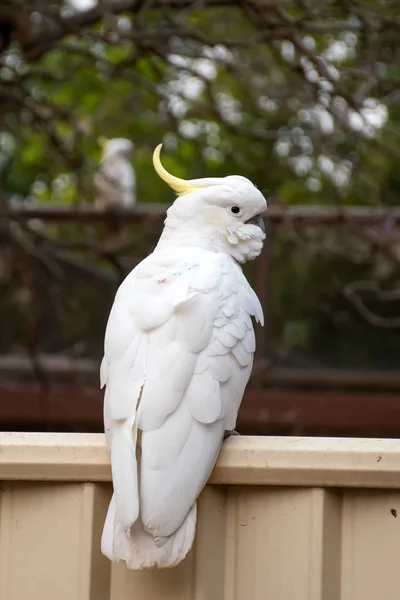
[152,144,202,196]
[97,136,109,149]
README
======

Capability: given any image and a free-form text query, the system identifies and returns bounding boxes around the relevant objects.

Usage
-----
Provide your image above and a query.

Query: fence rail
[1,432,400,600]
[2,353,400,388]
[3,203,400,223]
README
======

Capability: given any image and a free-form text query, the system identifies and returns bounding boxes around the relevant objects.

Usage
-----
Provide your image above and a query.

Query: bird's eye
[230,206,241,215]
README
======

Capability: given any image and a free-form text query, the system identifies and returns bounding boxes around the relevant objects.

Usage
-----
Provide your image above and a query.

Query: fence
[1,432,400,599]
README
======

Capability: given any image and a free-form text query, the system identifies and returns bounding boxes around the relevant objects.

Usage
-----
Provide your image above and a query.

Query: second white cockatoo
[100,144,267,569]
[94,138,135,209]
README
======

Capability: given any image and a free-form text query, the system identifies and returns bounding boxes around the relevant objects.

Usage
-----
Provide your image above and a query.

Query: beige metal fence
[1,432,400,600]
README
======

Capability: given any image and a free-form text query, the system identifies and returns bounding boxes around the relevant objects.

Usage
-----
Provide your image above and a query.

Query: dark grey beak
[245,214,265,233]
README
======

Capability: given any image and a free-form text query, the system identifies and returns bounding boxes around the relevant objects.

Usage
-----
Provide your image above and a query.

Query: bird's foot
[224,429,240,440]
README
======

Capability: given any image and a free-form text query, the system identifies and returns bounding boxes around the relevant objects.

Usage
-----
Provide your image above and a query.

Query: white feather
[110,418,139,529]
[101,244,264,569]
[94,141,136,209]
[101,495,197,569]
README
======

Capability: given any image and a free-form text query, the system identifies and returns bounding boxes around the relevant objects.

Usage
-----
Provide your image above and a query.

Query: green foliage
[1,4,400,369]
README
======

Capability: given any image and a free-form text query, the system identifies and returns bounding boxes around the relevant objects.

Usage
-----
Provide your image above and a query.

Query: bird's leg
[224,429,240,440]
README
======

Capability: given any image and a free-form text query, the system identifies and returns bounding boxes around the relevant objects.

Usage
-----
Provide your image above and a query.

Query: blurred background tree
[1,0,400,434]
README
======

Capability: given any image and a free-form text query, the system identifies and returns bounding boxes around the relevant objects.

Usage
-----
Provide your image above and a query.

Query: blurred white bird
[100,144,267,569]
[94,137,135,209]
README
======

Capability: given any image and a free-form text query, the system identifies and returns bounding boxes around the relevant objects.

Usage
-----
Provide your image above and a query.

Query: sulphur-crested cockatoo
[94,138,135,209]
[100,144,267,569]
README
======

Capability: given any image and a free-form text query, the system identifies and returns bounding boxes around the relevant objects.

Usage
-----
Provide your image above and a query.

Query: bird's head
[153,144,267,263]
[99,137,134,159]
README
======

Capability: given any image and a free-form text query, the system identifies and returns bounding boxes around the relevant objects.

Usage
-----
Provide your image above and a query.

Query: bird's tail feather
[101,494,197,569]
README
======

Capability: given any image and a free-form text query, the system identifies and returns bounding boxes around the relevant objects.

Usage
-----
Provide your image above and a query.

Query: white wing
[101,246,263,537]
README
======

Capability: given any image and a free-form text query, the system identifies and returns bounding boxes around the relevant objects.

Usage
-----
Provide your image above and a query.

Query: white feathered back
[94,138,135,209]
[101,145,266,569]
[101,248,263,568]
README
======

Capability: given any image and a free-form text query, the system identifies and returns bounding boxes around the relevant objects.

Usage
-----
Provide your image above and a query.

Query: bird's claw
[224,429,240,440]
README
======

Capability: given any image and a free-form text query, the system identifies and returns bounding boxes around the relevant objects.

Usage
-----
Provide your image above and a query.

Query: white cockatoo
[94,137,135,209]
[100,144,267,569]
